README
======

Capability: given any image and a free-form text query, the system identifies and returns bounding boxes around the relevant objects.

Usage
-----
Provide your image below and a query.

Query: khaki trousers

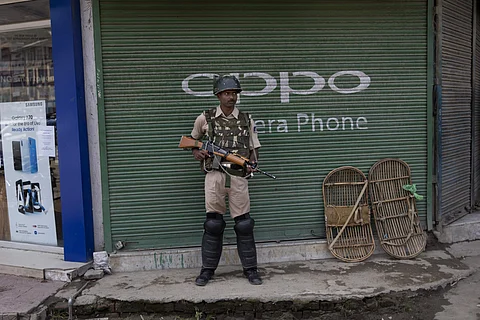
[204,170,250,218]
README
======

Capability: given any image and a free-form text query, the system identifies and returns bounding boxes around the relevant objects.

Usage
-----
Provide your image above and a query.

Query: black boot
[195,268,215,286]
[196,213,225,286]
[243,267,263,285]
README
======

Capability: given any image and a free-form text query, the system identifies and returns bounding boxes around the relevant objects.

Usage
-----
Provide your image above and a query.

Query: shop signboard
[0,100,56,246]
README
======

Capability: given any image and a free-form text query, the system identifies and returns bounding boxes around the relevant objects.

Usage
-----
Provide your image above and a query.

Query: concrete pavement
[434,240,480,320]
[1,238,479,320]
[0,273,65,320]
[0,242,91,281]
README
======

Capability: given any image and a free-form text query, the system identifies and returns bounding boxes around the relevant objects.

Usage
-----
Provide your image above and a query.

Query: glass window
[0,0,61,247]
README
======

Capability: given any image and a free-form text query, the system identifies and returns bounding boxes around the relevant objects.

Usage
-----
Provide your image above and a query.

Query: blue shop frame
[49,0,94,262]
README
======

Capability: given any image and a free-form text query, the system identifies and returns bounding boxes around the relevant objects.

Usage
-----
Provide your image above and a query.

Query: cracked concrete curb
[46,248,474,319]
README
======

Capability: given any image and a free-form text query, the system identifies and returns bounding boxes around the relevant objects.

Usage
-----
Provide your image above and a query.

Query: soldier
[190,75,263,286]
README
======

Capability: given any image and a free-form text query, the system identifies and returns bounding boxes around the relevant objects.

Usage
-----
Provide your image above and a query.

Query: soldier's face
[217,90,238,108]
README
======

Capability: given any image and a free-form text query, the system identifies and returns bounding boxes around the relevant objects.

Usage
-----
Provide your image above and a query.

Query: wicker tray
[323,166,375,262]
[368,158,427,259]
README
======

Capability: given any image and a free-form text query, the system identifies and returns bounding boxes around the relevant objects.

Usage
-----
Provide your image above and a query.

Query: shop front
[0,0,60,246]
[437,0,480,226]
[0,0,93,264]
[5,0,480,271]
[92,0,434,253]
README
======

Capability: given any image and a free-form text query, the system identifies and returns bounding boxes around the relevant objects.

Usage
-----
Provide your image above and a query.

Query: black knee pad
[234,213,257,269]
[234,214,255,235]
[202,213,225,269]
[204,213,226,235]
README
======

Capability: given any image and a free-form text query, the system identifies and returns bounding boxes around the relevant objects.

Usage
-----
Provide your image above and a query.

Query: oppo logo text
[182,71,371,103]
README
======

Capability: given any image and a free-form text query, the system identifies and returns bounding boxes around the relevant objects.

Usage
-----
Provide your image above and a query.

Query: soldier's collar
[215,106,239,119]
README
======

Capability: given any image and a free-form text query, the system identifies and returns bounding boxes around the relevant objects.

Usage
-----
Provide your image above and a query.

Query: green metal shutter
[474,1,480,204]
[440,0,473,221]
[95,0,429,251]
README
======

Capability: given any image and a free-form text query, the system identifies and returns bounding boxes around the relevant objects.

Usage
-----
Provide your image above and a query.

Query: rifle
[178,136,276,179]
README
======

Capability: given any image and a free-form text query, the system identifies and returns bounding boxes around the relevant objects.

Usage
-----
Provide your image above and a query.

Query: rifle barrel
[257,169,276,179]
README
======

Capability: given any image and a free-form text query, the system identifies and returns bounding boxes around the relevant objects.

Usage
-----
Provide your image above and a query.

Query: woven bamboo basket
[368,158,427,259]
[323,166,375,262]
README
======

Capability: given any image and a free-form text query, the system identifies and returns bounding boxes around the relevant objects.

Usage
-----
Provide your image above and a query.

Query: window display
[0,0,61,246]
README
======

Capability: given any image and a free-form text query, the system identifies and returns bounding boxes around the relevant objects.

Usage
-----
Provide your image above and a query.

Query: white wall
[80,0,104,251]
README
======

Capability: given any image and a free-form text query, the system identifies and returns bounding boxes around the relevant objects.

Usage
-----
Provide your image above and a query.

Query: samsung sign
[182,71,371,103]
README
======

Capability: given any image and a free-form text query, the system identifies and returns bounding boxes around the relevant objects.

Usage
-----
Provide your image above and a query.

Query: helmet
[213,75,242,95]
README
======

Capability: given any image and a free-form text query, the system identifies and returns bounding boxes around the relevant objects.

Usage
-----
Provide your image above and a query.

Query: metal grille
[440,0,473,218]
[96,0,428,250]
[473,1,480,204]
